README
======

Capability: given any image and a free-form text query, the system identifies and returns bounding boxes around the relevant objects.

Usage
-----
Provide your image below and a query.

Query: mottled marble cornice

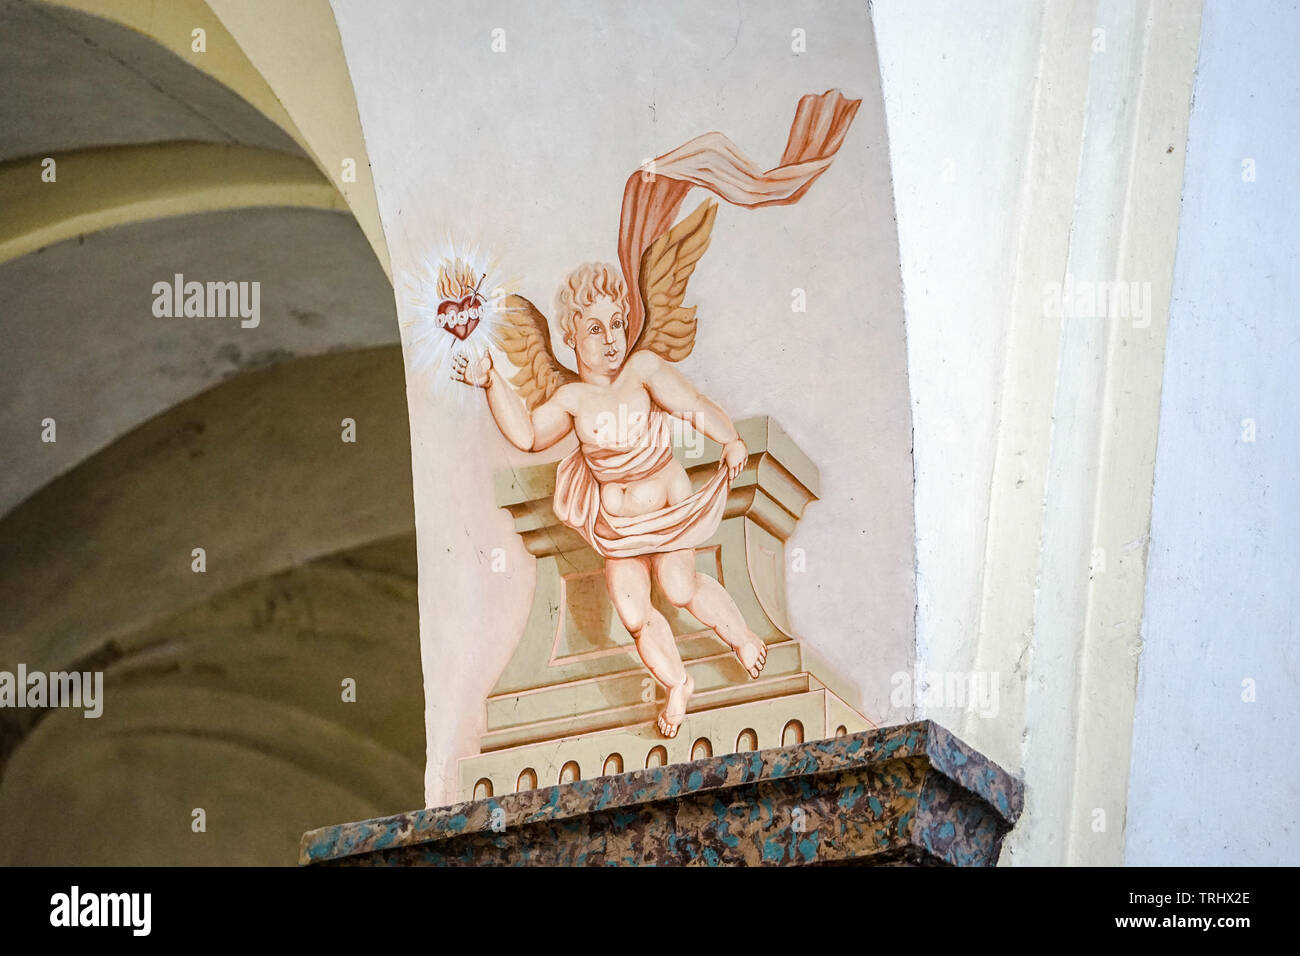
[301,720,1023,867]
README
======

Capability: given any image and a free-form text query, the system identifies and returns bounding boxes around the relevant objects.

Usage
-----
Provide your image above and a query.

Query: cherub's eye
[589,325,601,335]
[612,317,624,328]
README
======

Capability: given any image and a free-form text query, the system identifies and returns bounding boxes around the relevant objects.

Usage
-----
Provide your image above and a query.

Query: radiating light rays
[400,236,513,401]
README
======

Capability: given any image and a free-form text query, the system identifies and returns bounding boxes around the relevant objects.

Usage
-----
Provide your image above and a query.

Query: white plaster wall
[330,0,915,806]
[870,1,1043,707]
[875,1,1208,866]
[1126,0,1300,866]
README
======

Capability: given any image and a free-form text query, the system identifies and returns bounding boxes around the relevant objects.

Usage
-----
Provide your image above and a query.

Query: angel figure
[452,89,862,738]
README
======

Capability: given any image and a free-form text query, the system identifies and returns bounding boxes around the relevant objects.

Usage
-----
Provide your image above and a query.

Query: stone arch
[0,2,409,866]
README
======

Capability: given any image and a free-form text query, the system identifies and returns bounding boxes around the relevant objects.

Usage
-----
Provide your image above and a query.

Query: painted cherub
[453,200,767,738]
[451,88,861,738]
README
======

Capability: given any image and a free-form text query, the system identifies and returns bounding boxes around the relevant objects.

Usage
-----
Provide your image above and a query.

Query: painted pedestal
[458,416,875,802]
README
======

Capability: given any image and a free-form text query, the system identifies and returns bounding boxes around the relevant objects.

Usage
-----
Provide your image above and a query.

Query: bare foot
[734,635,768,679]
[656,673,695,738]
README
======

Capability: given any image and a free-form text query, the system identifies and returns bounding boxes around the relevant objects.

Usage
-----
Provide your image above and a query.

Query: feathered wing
[633,199,718,362]
[498,294,578,410]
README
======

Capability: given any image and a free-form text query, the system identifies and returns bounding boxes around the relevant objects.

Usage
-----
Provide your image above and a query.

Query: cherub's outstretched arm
[636,352,748,480]
[453,351,572,452]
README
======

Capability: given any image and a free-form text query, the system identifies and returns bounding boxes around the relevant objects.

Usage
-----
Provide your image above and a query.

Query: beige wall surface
[330,0,915,805]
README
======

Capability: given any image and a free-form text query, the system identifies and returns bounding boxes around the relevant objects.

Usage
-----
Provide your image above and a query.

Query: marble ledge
[300,719,1024,867]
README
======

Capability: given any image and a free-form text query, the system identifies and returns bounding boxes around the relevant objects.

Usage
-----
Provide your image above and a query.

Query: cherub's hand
[452,349,493,388]
[721,438,748,482]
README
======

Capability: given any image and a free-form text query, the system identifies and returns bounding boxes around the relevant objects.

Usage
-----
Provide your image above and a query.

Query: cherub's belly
[599,459,692,518]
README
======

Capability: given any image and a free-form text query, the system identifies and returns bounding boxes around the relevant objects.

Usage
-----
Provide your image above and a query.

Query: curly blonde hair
[554,262,628,344]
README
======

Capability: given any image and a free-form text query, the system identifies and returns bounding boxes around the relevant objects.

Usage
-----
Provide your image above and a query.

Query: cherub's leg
[651,549,768,680]
[605,555,694,738]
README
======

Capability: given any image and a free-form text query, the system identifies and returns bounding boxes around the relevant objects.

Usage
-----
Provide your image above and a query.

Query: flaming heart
[437,294,482,341]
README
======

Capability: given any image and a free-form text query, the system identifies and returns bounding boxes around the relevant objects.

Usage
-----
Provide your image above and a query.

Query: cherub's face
[570,296,628,376]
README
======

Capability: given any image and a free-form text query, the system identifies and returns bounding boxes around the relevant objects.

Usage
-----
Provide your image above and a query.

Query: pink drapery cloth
[554,410,729,559]
[617,88,862,346]
[553,90,861,559]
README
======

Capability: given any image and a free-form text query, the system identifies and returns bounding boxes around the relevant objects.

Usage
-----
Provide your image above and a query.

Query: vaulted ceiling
[0,0,419,864]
